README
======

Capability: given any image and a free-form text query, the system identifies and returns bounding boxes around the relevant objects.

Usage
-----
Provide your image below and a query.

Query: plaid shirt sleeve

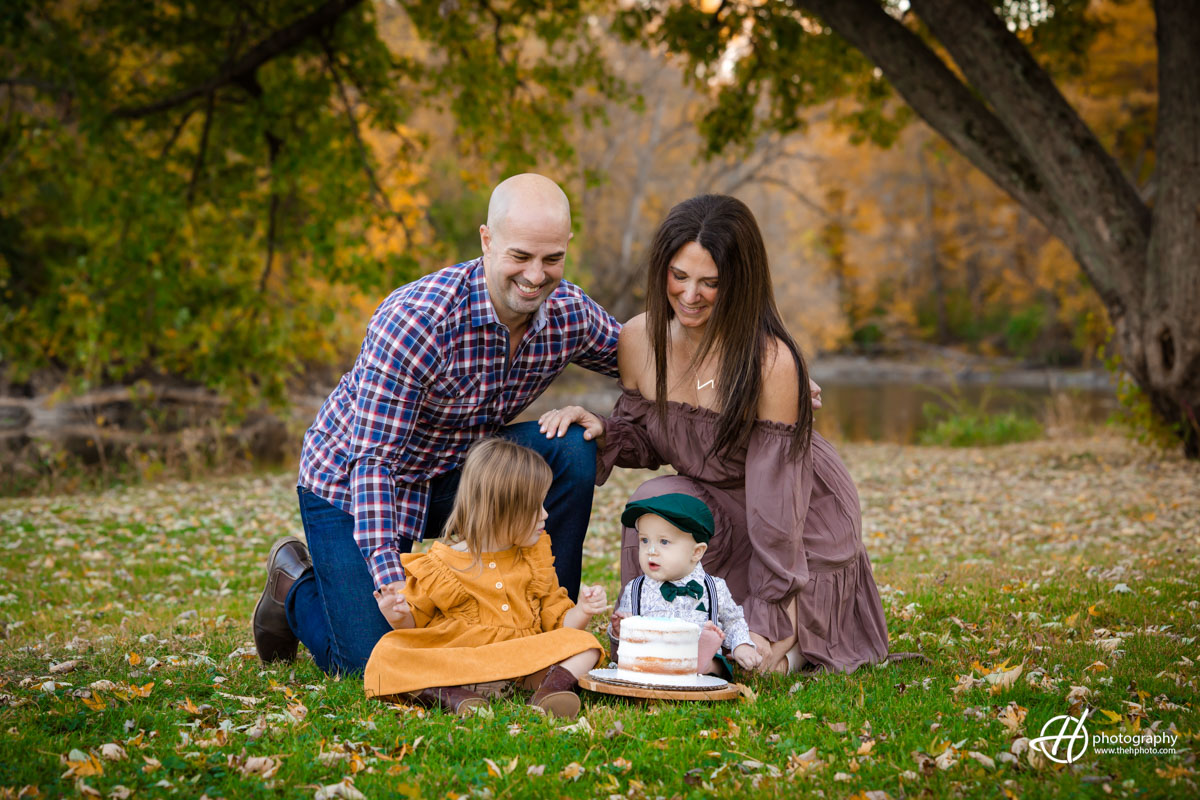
[570,293,621,378]
[349,308,441,589]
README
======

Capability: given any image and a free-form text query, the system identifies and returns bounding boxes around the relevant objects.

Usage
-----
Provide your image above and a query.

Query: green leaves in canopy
[0,0,616,409]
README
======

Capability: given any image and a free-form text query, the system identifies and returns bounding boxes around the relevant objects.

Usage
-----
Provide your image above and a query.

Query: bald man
[253,174,621,676]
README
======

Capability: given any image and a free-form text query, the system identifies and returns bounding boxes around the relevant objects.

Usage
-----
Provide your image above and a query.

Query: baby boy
[609,493,762,674]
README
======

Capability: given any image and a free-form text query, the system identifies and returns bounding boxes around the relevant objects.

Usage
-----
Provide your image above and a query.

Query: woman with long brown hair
[540,194,914,674]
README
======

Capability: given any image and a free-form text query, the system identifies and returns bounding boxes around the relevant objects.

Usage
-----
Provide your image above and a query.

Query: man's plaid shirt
[298,259,621,589]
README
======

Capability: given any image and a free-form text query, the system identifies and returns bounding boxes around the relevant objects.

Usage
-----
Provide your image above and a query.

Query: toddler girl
[364,438,607,718]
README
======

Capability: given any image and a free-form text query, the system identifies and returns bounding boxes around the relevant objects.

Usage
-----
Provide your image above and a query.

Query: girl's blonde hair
[444,438,553,558]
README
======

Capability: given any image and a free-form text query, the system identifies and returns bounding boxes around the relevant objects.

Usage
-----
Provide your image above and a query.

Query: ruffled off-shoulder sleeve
[524,534,575,631]
[596,388,664,484]
[741,423,813,642]
[400,550,477,627]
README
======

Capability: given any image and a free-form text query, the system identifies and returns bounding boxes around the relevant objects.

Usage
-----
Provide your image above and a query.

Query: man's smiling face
[480,205,570,330]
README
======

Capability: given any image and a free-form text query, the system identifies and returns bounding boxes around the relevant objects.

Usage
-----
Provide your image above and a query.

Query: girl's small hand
[576,584,608,616]
[374,582,414,630]
[537,405,604,441]
[733,642,763,670]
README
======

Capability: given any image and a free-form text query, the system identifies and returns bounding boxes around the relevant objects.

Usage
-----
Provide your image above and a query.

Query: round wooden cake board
[578,675,741,702]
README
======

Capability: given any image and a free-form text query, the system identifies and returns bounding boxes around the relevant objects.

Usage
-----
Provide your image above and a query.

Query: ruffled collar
[618,383,803,436]
[432,535,541,563]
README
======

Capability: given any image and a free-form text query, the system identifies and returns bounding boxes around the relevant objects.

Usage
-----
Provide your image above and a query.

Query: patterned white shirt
[611,563,754,651]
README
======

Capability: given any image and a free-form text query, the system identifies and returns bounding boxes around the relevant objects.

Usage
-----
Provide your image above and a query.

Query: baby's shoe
[528,665,580,719]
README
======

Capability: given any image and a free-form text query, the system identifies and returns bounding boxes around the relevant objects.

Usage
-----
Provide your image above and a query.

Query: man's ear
[692,542,707,563]
[480,224,492,256]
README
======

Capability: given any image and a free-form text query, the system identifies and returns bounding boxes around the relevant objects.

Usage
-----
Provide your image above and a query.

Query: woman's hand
[749,630,798,673]
[732,642,763,670]
[374,582,414,630]
[537,405,604,441]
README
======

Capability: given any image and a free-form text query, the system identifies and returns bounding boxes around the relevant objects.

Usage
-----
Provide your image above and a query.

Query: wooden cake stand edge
[578,675,741,702]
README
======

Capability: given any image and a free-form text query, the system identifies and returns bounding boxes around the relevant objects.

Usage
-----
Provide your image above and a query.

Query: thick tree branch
[1,76,68,93]
[909,0,1151,311]
[795,0,1068,247]
[110,0,365,119]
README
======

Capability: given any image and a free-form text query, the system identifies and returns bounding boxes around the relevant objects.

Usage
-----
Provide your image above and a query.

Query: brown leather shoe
[411,686,486,716]
[253,536,311,663]
[528,665,581,718]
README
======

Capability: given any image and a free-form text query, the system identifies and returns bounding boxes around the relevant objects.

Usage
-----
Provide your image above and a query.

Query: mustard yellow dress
[364,533,603,697]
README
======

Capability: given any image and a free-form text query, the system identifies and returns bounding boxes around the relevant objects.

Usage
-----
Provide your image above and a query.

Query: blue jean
[286,421,597,676]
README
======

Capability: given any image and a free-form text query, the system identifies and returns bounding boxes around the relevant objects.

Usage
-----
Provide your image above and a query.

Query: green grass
[918,411,1044,447]
[1,436,1197,799]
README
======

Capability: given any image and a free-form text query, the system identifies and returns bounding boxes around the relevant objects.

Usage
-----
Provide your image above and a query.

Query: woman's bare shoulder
[758,337,800,424]
[619,312,648,341]
[618,313,652,389]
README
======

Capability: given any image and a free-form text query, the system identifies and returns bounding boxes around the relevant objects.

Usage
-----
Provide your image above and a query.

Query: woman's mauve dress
[598,386,891,675]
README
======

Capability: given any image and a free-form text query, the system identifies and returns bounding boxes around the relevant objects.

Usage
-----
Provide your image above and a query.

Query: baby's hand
[374,582,414,630]
[576,584,608,616]
[732,642,763,670]
[609,609,627,638]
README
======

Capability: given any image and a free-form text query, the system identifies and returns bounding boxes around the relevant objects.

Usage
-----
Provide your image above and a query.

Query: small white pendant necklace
[697,378,715,391]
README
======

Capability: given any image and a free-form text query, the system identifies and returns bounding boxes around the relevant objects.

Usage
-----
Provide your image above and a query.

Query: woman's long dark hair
[645,194,812,460]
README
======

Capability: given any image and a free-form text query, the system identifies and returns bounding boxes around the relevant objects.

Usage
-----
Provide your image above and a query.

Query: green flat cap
[621,493,714,544]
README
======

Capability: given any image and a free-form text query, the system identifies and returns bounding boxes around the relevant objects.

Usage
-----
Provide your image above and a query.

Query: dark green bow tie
[660,579,704,603]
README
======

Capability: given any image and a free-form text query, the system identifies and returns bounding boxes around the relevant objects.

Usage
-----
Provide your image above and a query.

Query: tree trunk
[918,149,949,344]
[797,0,1200,455]
[1143,0,1200,456]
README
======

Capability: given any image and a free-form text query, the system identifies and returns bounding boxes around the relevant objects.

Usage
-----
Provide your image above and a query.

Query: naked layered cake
[615,616,701,684]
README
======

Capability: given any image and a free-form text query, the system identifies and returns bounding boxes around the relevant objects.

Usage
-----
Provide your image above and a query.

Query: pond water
[808,379,1115,444]
[517,362,1118,445]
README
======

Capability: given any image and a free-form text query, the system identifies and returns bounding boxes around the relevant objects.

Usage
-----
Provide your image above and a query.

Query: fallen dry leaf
[984,662,1024,692]
[997,702,1027,733]
[313,778,365,800]
[230,754,280,779]
[99,744,126,761]
[62,751,104,779]
[557,716,593,736]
